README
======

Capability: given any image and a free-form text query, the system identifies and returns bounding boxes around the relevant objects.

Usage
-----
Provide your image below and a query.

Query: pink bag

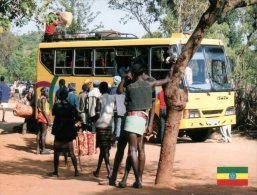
[73,131,96,156]
[87,132,96,155]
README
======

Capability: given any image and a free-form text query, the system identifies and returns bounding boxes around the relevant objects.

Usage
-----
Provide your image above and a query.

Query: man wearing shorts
[0,76,10,122]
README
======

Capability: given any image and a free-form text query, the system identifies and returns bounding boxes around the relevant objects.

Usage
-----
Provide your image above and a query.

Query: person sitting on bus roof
[43,12,62,42]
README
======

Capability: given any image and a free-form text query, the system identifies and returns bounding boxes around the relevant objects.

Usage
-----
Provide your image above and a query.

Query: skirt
[54,139,73,153]
[96,127,113,149]
[124,111,148,135]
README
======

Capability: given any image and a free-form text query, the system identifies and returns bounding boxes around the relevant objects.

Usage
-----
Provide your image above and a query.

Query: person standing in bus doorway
[88,80,101,132]
[43,12,62,42]
[118,62,170,188]
[157,84,167,143]
[36,87,51,154]
[93,82,115,179]
[0,76,10,122]
[48,89,79,177]
[55,79,67,102]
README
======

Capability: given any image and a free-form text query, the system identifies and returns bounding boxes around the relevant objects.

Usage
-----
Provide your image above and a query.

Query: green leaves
[0,0,34,30]
[0,31,40,82]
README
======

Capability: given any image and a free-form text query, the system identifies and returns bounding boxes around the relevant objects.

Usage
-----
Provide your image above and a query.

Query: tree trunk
[155,109,182,186]
[155,0,257,187]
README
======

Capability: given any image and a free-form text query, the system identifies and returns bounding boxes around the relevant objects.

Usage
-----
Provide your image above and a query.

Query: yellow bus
[36,32,236,142]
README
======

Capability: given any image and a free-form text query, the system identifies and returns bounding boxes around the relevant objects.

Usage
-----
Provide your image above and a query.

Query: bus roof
[39,35,224,49]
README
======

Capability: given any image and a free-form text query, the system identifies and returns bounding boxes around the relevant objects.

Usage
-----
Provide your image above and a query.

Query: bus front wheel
[187,129,211,142]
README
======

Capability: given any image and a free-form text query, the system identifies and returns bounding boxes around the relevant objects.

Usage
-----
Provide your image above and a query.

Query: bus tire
[187,129,211,142]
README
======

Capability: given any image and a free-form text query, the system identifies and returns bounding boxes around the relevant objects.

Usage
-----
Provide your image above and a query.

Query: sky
[12,0,159,38]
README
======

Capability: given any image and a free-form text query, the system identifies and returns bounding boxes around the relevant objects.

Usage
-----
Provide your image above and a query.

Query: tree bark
[155,0,257,187]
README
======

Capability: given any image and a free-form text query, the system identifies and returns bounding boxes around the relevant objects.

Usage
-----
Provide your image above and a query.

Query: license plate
[206,119,219,125]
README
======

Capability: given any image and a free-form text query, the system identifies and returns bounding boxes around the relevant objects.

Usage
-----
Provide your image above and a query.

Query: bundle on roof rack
[50,30,138,42]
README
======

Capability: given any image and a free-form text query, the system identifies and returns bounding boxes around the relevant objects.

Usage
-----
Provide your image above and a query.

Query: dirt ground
[0,102,257,195]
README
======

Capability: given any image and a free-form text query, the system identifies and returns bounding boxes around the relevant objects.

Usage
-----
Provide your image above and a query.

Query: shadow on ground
[5,137,37,154]
[0,122,24,134]
[92,184,257,195]
[0,156,103,183]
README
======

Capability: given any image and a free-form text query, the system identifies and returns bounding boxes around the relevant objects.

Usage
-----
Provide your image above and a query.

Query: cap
[84,79,92,84]
[68,83,76,91]
[113,76,121,86]
[93,80,100,87]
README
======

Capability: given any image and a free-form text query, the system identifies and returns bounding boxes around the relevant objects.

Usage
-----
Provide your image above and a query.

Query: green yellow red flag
[217,167,248,186]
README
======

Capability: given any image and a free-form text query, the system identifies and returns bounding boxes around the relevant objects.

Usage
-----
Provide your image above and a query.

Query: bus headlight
[183,109,200,118]
[225,106,235,115]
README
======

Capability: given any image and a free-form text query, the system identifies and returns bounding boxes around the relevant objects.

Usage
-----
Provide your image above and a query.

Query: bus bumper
[179,115,236,129]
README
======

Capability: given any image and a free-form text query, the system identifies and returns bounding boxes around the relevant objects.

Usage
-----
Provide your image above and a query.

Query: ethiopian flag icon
[217,167,248,186]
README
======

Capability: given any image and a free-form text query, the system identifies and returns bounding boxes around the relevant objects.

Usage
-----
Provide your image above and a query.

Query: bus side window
[55,49,73,75]
[136,47,149,65]
[151,47,170,79]
[75,49,92,75]
[41,49,54,73]
[95,48,115,75]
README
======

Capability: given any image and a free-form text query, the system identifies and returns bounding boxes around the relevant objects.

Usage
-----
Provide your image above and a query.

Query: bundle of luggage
[13,102,33,118]
[73,131,97,156]
[59,11,73,27]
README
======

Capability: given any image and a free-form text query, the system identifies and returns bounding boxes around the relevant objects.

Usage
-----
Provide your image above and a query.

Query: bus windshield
[185,46,233,92]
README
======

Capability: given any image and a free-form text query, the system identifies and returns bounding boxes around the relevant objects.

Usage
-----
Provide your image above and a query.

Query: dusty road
[0,103,256,195]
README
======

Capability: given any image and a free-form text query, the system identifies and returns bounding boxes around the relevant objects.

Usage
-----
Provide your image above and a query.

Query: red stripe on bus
[35,81,51,88]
